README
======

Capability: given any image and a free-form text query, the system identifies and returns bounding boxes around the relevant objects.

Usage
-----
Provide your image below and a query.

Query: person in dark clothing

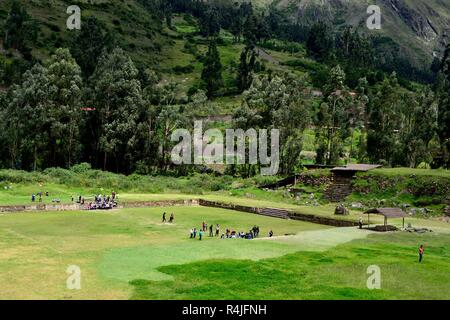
[209,224,213,237]
[169,213,174,223]
[215,224,220,237]
[31,194,35,202]
[419,245,424,262]
[268,230,273,237]
[162,212,167,223]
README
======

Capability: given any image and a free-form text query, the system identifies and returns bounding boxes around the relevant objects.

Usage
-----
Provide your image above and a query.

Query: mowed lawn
[0,205,449,300]
[0,206,327,299]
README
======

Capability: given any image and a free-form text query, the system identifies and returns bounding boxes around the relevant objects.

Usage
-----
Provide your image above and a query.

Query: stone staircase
[324,175,353,202]
[258,208,290,219]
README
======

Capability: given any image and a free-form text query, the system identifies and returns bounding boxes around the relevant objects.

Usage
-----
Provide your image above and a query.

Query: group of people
[189,222,273,240]
[162,212,174,223]
[189,223,219,239]
[31,191,49,202]
[86,192,118,210]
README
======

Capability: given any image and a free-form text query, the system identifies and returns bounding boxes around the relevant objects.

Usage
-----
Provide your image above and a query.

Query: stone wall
[0,199,198,213]
[198,199,261,214]
[0,203,82,213]
[199,199,358,227]
[288,212,358,227]
[120,199,198,208]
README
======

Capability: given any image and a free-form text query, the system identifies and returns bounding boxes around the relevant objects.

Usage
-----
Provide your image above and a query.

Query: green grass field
[0,204,449,300]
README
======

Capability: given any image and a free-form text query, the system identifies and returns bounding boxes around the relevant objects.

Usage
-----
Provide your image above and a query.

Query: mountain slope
[0,0,166,66]
[273,0,450,67]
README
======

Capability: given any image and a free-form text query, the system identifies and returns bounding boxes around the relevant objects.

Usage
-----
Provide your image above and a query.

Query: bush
[172,65,195,74]
[70,163,92,174]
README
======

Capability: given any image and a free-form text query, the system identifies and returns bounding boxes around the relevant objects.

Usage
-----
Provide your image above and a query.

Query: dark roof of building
[364,208,409,218]
[331,164,382,172]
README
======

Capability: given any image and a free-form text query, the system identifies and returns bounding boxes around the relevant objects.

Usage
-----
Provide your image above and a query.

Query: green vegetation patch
[129,232,450,300]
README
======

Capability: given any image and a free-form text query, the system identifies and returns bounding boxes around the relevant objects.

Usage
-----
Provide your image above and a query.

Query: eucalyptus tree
[46,48,83,168]
[235,72,311,175]
[315,65,353,165]
[90,48,144,172]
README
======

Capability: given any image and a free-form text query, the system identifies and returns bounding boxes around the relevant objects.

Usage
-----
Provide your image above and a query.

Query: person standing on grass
[193,228,197,239]
[359,217,363,229]
[169,212,174,223]
[216,224,220,237]
[199,229,203,240]
[419,245,424,262]
[209,224,213,237]
[162,212,166,223]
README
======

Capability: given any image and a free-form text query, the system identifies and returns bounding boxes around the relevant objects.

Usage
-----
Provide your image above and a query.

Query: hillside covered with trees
[0,0,449,175]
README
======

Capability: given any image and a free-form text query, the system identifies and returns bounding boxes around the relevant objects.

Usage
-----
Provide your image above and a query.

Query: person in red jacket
[419,245,424,263]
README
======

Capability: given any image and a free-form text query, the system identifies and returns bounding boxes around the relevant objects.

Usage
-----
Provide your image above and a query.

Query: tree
[366,72,403,165]
[5,64,50,170]
[201,40,223,99]
[198,7,220,39]
[243,13,258,47]
[46,48,83,168]
[90,48,144,172]
[4,49,82,170]
[353,78,370,162]
[230,2,243,43]
[394,89,436,167]
[236,46,257,92]
[235,72,311,175]
[156,104,188,172]
[306,23,333,62]
[315,65,353,165]
[3,1,38,60]
[434,44,450,167]
[336,27,374,87]
[70,16,113,78]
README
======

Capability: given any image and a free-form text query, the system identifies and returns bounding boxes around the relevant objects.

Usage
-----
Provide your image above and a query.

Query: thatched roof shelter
[331,164,382,173]
[364,208,408,230]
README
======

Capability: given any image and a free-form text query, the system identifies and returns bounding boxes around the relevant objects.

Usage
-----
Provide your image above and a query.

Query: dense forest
[0,0,449,175]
